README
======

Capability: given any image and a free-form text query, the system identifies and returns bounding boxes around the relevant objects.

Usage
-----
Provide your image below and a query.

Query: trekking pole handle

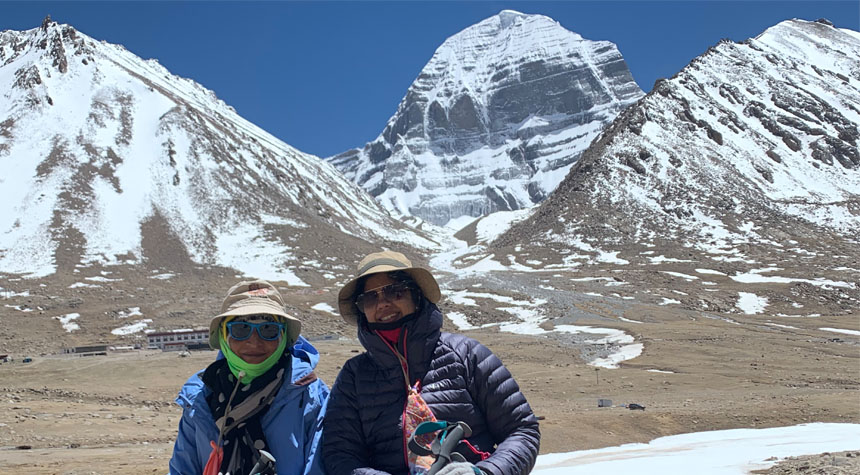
[249,449,276,475]
[427,422,470,475]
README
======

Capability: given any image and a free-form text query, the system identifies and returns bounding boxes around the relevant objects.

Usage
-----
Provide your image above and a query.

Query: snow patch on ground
[311,303,337,315]
[85,276,122,282]
[730,270,854,288]
[531,423,860,474]
[112,319,153,335]
[117,307,142,319]
[4,304,33,312]
[737,292,768,314]
[69,282,100,288]
[447,289,640,368]
[446,311,478,330]
[0,287,31,297]
[54,313,81,332]
[591,343,644,369]
[819,327,860,336]
[475,208,534,243]
[661,271,699,280]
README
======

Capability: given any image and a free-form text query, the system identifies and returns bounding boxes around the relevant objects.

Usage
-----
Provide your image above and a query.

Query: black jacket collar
[357,301,443,381]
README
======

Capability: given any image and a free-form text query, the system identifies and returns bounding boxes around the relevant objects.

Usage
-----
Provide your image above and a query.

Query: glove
[435,462,483,475]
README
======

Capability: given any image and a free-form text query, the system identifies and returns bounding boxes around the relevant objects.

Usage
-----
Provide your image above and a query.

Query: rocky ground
[0,255,858,473]
[1,304,858,473]
[754,451,860,474]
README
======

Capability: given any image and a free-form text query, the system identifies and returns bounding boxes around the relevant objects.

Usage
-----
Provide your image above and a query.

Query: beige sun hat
[337,250,442,325]
[208,280,301,350]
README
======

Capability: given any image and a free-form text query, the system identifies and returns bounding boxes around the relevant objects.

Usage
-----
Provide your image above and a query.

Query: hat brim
[208,305,301,350]
[337,264,441,325]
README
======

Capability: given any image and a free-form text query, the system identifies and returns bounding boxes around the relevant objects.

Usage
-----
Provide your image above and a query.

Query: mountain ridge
[0,17,436,282]
[474,18,860,316]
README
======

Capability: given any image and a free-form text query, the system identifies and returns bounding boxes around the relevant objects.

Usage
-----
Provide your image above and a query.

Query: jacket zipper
[376,328,413,469]
[400,328,410,468]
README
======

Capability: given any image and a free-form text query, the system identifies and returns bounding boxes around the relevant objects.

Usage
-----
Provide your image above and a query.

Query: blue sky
[3,1,858,158]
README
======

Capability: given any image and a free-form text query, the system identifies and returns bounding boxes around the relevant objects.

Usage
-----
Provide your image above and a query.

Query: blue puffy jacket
[169,336,329,475]
[322,303,540,475]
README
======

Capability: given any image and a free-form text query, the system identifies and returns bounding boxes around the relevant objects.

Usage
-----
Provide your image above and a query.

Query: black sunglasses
[355,282,412,311]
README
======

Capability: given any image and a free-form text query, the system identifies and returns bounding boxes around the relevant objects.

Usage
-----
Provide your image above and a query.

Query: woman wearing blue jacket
[169,280,329,475]
[323,251,540,475]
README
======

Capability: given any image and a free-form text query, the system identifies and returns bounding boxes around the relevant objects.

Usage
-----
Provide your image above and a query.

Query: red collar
[376,327,402,346]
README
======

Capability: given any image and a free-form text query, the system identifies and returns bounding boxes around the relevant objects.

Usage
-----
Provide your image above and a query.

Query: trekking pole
[248,449,276,475]
[427,422,472,475]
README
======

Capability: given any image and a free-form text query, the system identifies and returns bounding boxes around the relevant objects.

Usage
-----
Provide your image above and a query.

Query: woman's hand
[435,461,483,475]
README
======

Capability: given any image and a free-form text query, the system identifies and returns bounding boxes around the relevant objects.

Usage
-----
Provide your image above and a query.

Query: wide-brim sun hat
[338,250,442,325]
[208,280,301,350]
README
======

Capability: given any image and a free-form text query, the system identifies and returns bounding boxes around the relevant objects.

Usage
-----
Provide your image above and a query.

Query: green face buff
[220,332,288,385]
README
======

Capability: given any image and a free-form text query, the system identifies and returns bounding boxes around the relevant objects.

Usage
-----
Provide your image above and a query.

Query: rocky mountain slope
[0,17,436,284]
[328,10,643,226]
[483,18,860,315]
[0,17,441,351]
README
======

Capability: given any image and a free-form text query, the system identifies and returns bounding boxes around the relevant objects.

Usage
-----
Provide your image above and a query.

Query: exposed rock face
[329,10,643,225]
[492,19,860,262]
[0,19,436,281]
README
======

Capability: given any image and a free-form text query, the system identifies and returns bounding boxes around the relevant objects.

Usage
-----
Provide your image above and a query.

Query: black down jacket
[322,302,540,475]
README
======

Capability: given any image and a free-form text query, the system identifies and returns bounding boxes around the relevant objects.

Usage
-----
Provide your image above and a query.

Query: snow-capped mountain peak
[0,17,435,281]
[328,10,643,226]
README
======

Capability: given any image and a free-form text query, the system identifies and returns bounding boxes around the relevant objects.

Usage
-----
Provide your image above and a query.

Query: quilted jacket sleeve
[468,342,540,475]
[322,359,393,475]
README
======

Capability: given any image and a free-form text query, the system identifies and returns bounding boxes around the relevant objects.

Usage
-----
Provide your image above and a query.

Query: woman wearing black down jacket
[323,251,540,475]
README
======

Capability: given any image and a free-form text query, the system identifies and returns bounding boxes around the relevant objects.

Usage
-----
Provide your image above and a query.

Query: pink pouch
[403,381,437,474]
